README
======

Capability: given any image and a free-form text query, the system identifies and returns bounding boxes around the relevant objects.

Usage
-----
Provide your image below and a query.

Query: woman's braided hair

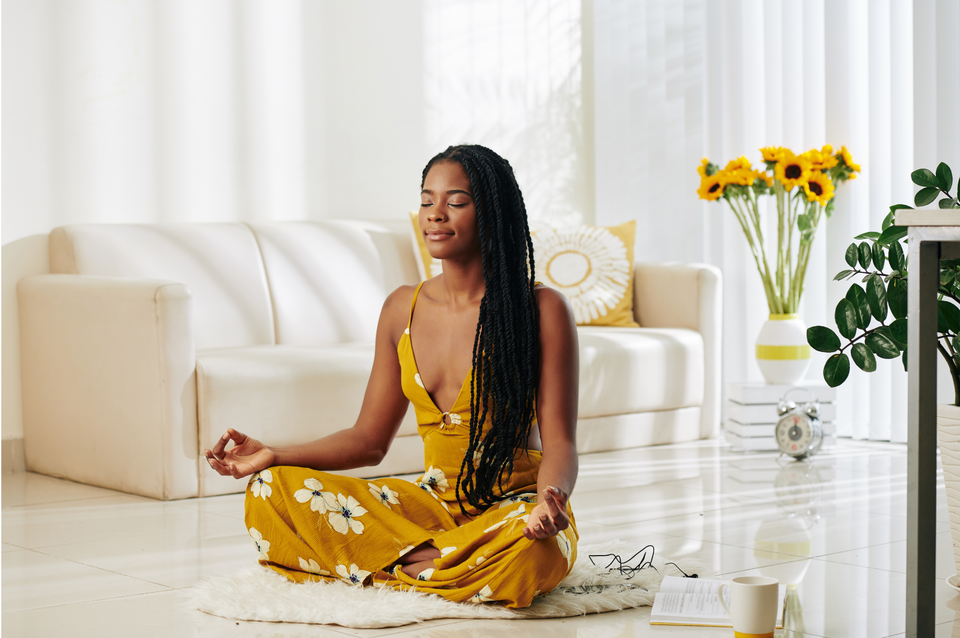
[420,144,540,516]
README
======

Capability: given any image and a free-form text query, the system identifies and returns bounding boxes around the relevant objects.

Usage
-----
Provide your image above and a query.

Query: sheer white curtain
[592,0,959,442]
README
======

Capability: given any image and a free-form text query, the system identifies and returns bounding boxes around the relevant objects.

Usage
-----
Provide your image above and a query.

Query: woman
[204,144,580,608]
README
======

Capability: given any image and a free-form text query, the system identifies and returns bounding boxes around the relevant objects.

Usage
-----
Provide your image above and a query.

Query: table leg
[906,239,940,637]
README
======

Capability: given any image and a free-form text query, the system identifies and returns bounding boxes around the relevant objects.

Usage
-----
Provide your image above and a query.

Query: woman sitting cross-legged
[204,144,580,608]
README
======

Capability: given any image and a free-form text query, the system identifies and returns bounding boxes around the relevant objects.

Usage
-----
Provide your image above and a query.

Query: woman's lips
[425,230,453,240]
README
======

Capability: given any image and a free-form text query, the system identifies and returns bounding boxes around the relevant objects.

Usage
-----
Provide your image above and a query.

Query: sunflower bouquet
[697,145,860,314]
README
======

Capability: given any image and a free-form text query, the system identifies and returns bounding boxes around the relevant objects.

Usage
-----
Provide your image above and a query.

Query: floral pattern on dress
[328,493,367,535]
[419,466,449,492]
[294,478,334,513]
[249,527,270,560]
[417,482,451,512]
[336,563,371,586]
[416,567,435,581]
[298,556,331,576]
[498,493,537,508]
[440,546,457,557]
[469,585,495,603]
[368,482,400,509]
[484,504,529,533]
[249,470,272,500]
[556,530,572,567]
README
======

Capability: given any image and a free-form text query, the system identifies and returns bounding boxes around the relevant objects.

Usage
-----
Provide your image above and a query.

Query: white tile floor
[2,438,957,637]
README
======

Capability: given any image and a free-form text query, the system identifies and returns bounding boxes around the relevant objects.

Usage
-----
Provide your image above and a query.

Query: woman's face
[419,161,482,263]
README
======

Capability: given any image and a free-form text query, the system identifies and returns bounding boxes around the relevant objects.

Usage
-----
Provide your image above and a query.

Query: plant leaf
[845,243,858,268]
[835,298,859,339]
[938,299,960,333]
[858,242,871,269]
[824,353,850,387]
[902,346,908,371]
[937,162,953,193]
[890,317,909,347]
[833,269,855,281]
[889,240,905,273]
[877,225,908,246]
[912,168,939,188]
[953,335,960,354]
[866,274,888,321]
[888,278,908,319]
[940,197,959,209]
[846,283,872,330]
[808,326,842,353]
[871,241,885,270]
[865,332,901,359]
[915,186,939,207]
[852,343,877,372]
[854,231,882,240]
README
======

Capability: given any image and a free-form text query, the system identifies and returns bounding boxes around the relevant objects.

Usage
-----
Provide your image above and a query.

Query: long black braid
[420,145,540,517]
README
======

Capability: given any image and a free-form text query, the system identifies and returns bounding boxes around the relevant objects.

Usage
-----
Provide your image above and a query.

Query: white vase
[938,404,960,577]
[755,314,812,385]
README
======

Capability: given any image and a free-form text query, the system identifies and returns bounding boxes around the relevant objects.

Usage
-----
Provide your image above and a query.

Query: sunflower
[721,168,756,186]
[802,146,838,170]
[759,171,774,187]
[838,146,861,172]
[775,153,812,191]
[724,156,753,172]
[760,146,790,163]
[802,171,835,205]
[698,174,725,201]
[697,158,710,178]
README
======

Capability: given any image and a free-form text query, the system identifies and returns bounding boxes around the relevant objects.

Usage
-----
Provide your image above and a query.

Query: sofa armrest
[633,263,722,438]
[18,275,198,499]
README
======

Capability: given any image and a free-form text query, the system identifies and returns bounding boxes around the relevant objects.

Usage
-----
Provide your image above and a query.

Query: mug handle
[718,582,732,619]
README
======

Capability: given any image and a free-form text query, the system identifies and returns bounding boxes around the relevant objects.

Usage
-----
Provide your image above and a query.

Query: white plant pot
[938,404,960,576]
[755,314,812,385]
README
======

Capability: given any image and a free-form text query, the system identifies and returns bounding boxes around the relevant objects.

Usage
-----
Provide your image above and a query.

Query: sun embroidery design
[248,527,270,561]
[249,469,272,500]
[328,493,367,535]
[336,563,371,587]
[532,226,631,324]
[294,478,336,513]
[368,483,400,509]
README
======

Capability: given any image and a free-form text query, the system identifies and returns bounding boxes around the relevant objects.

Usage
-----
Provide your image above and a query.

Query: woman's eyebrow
[420,188,473,196]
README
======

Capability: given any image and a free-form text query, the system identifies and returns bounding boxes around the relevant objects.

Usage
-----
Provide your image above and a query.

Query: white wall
[1,0,589,441]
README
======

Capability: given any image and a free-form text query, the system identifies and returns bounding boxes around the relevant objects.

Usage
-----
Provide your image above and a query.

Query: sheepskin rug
[188,541,702,628]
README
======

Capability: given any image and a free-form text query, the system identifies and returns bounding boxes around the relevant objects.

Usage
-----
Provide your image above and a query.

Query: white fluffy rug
[188,541,703,628]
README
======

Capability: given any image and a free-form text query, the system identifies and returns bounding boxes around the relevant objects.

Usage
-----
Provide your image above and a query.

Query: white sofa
[18,220,721,500]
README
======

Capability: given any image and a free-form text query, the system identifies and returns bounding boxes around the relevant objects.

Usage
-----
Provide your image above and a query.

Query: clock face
[777,414,811,455]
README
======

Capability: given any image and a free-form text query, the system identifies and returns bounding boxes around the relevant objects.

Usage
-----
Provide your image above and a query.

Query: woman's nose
[428,208,447,222]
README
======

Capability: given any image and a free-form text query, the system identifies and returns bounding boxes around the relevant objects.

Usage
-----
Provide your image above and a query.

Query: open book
[649,576,787,628]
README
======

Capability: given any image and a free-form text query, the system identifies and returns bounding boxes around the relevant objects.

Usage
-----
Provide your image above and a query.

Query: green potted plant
[805,161,960,574]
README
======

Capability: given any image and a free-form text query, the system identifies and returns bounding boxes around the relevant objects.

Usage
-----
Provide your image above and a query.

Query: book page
[651,576,786,627]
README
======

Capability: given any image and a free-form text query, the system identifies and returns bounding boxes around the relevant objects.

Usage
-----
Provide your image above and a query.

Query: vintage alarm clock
[775,388,823,460]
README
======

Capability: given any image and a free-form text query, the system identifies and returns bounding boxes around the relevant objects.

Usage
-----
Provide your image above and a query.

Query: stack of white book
[723,382,837,451]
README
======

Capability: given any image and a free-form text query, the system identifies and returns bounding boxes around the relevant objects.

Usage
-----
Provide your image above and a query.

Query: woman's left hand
[522,486,570,540]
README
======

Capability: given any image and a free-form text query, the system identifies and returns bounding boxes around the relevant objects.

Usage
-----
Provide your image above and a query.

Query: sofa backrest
[48,220,421,350]
[248,220,419,346]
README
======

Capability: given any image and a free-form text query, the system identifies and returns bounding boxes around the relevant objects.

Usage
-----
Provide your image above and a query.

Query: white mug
[717,575,779,637]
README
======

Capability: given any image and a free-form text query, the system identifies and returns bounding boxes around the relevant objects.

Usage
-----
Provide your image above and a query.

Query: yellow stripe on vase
[756,344,812,360]
[768,313,799,321]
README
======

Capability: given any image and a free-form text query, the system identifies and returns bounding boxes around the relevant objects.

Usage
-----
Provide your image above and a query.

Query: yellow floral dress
[243,282,578,608]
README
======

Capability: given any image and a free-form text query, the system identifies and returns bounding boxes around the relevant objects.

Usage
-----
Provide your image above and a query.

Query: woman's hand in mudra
[522,486,570,540]
[203,428,276,479]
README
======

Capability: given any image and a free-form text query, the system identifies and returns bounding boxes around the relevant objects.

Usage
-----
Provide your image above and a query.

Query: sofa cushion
[49,223,274,350]
[577,326,704,418]
[196,343,420,495]
[249,221,421,346]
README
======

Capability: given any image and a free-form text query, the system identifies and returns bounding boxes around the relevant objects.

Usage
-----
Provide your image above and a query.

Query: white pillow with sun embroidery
[531,221,638,327]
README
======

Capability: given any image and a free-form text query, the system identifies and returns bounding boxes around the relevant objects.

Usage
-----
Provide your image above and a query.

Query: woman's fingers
[205,452,232,476]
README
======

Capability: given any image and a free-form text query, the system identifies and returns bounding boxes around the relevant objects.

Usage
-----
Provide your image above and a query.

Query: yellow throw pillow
[409,211,443,280]
[531,221,638,327]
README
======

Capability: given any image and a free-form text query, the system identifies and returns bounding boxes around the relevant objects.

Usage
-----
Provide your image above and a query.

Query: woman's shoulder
[533,284,575,325]
[380,284,419,336]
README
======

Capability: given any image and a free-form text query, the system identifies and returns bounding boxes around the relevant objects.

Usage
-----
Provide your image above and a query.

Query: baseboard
[3,438,25,473]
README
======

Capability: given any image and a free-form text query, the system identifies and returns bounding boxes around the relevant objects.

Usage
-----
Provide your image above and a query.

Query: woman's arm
[523,286,579,540]
[204,286,414,478]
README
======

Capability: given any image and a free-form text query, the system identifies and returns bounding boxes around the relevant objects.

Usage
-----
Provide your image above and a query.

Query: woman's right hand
[203,429,276,479]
